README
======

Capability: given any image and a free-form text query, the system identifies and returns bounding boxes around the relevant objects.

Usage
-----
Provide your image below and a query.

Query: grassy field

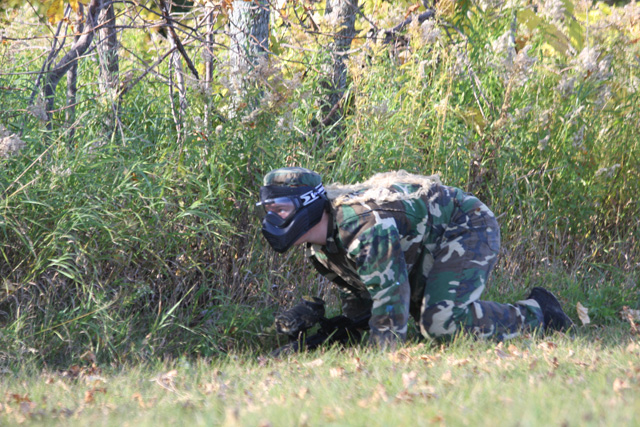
[1,0,639,399]
[1,324,639,426]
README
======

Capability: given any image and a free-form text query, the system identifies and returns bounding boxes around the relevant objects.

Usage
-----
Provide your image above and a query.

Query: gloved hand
[275,297,325,338]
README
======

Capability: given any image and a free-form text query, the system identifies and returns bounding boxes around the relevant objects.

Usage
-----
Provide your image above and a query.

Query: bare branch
[155,0,199,80]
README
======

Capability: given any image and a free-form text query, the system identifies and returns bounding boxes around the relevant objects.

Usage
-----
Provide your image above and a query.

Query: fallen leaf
[304,358,324,368]
[431,414,445,423]
[80,351,97,364]
[538,341,557,352]
[402,371,418,389]
[450,358,471,366]
[132,392,155,409]
[625,342,639,354]
[10,394,31,403]
[298,413,309,427]
[621,306,640,334]
[621,306,640,321]
[223,407,240,427]
[389,349,413,363]
[357,399,370,408]
[297,387,309,399]
[322,405,344,421]
[576,302,591,325]
[613,378,630,393]
[84,375,107,385]
[152,370,178,391]
[329,367,345,378]
[373,383,389,402]
[394,389,414,402]
[352,357,366,372]
[84,387,107,404]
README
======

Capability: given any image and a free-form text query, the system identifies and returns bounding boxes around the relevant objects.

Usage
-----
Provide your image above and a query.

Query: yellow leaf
[69,0,87,14]
[576,302,590,325]
[46,0,66,24]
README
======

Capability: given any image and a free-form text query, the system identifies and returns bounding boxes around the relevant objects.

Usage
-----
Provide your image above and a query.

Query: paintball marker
[271,312,370,357]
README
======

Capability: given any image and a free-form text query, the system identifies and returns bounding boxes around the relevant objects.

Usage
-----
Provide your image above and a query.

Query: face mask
[258,184,327,253]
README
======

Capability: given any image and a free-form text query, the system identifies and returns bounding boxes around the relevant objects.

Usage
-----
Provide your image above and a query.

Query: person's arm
[341,213,411,347]
[309,254,372,318]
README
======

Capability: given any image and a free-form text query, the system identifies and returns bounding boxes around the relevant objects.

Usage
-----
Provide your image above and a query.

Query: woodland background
[0,0,639,366]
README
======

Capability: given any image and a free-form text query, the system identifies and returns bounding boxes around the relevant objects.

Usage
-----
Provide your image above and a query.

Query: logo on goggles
[299,184,326,206]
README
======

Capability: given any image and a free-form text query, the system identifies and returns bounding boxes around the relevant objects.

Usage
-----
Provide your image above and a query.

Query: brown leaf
[402,371,418,389]
[80,351,97,364]
[304,358,324,368]
[373,383,389,403]
[394,389,414,402]
[322,405,344,421]
[84,387,107,404]
[152,369,178,391]
[329,367,345,378]
[352,357,366,372]
[576,302,591,325]
[431,414,445,423]
[10,394,31,403]
[621,306,640,334]
[538,341,557,352]
[298,413,309,427]
[63,365,82,379]
[388,349,413,363]
[404,3,421,19]
[296,387,309,399]
[132,392,155,409]
[625,342,640,354]
[613,378,630,393]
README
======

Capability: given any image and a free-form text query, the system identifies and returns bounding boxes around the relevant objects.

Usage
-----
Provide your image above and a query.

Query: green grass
[1,325,639,426]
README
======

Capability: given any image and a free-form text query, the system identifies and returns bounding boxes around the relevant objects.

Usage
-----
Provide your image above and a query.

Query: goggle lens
[257,197,298,221]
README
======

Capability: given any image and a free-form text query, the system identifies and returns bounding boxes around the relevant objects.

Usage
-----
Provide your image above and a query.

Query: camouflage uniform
[307,177,544,346]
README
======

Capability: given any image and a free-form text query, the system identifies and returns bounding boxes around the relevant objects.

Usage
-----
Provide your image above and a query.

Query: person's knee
[420,300,462,339]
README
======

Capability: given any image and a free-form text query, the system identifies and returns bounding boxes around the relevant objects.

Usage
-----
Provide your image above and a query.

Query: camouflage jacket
[306,181,484,345]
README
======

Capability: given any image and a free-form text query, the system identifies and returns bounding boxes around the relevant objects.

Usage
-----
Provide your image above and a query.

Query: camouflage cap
[262,167,323,187]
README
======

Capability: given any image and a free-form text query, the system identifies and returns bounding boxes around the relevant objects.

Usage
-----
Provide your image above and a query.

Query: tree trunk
[204,3,216,124]
[227,0,270,114]
[66,3,85,142]
[320,0,359,129]
[97,0,119,94]
[43,0,103,130]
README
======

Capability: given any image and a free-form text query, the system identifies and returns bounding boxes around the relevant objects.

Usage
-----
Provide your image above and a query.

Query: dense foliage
[0,0,639,366]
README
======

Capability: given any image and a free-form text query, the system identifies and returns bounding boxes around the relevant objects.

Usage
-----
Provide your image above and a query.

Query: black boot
[527,287,574,332]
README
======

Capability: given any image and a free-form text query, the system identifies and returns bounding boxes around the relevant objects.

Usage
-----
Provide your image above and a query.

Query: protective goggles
[256,184,326,224]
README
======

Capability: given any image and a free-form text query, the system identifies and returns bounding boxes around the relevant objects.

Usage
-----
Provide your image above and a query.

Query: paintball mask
[257,182,327,253]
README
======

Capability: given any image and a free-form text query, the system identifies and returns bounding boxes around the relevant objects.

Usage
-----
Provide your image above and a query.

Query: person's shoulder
[335,202,375,224]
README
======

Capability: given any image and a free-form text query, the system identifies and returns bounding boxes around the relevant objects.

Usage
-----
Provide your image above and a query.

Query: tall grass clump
[0,0,639,366]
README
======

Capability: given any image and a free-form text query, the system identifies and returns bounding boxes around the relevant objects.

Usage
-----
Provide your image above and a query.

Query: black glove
[275,297,325,338]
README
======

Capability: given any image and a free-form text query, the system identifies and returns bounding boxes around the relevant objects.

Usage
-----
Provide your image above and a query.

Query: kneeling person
[257,167,573,348]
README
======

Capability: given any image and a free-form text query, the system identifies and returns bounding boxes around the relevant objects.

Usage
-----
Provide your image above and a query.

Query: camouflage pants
[409,191,543,341]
